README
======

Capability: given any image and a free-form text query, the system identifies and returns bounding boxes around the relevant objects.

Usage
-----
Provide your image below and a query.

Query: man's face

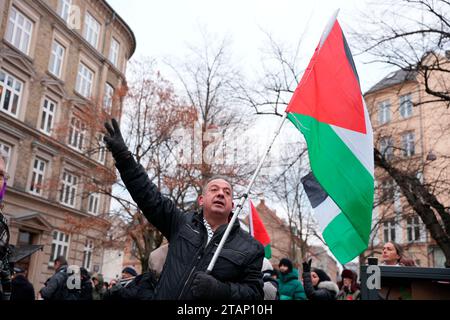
[198,179,234,220]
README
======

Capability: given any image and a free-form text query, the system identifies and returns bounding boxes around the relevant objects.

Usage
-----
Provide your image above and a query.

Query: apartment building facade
[364,66,450,268]
[0,0,135,292]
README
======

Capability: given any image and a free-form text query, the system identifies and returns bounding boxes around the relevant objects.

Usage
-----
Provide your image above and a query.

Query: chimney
[257,193,265,206]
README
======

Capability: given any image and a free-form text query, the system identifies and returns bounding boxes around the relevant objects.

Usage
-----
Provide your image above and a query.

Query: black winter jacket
[302,271,339,300]
[104,272,156,300]
[11,275,35,301]
[115,157,264,300]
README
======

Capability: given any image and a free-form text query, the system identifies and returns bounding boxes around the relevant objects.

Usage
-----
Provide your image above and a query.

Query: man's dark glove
[302,259,312,273]
[191,271,230,300]
[104,119,131,161]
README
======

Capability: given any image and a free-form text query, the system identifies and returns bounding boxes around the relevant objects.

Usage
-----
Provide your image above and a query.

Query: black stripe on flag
[301,172,328,209]
[342,31,361,89]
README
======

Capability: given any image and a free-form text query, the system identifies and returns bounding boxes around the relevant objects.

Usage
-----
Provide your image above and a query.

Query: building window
[399,94,413,118]
[406,216,421,242]
[378,100,391,125]
[402,132,415,157]
[380,137,394,161]
[48,40,65,78]
[49,230,70,263]
[82,239,93,271]
[40,98,57,135]
[75,63,94,98]
[68,116,86,152]
[59,170,78,208]
[381,179,394,202]
[96,133,106,164]
[88,193,100,215]
[103,83,114,113]
[0,141,12,172]
[5,7,33,55]
[109,38,120,67]
[83,13,100,49]
[29,157,47,196]
[57,0,72,22]
[383,219,396,243]
[0,70,23,117]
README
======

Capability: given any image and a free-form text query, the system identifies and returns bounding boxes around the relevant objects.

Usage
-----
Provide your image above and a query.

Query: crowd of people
[0,119,416,301]
[6,243,413,301]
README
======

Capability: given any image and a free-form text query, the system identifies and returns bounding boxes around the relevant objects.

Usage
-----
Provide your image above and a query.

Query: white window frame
[402,132,415,157]
[49,230,70,265]
[380,137,394,161]
[48,40,65,78]
[96,133,106,165]
[57,0,72,22]
[399,94,413,118]
[40,97,57,135]
[381,179,394,202]
[68,116,86,152]
[59,170,78,208]
[82,239,94,271]
[75,63,94,98]
[103,83,114,113]
[83,12,100,49]
[88,192,100,215]
[383,219,396,243]
[0,69,24,118]
[406,216,422,243]
[0,141,13,173]
[29,157,47,196]
[378,100,391,125]
[5,7,33,55]
[109,37,120,67]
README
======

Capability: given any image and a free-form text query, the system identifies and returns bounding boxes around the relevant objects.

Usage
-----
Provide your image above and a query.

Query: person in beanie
[10,267,35,301]
[277,258,307,300]
[337,269,360,300]
[302,259,339,300]
[122,267,138,280]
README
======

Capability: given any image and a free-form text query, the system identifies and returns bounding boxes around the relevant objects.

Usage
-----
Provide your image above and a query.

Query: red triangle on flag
[286,20,366,134]
[249,200,270,247]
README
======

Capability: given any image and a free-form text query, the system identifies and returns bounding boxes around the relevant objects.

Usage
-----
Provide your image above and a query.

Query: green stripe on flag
[264,244,272,259]
[288,113,373,262]
[323,212,367,264]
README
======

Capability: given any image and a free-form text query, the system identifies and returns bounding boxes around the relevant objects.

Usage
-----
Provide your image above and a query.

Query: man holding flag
[103,119,264,300]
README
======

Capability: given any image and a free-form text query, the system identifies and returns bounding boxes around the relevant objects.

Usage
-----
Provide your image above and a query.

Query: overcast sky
[106,0,391,264]
[107,0,391,93]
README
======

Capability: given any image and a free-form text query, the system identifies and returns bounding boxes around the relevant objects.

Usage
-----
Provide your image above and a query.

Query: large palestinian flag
[286,16,374,264]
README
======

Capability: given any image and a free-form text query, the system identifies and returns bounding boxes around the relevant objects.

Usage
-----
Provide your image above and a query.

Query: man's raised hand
[104,118,130,161]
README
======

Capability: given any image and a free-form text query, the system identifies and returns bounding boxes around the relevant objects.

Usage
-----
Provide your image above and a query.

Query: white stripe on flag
[330,101,374,177]
[314,196,341,231]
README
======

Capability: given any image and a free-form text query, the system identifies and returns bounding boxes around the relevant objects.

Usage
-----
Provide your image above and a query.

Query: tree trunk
[375,149,450,267]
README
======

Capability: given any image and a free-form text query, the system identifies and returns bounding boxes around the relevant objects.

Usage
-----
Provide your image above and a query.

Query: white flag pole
[248,199,254,237]
[206,112,288,274]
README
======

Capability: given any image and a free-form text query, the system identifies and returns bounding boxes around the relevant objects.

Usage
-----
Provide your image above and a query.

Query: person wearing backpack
[40,256,93,300]
[40,256,70,300]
